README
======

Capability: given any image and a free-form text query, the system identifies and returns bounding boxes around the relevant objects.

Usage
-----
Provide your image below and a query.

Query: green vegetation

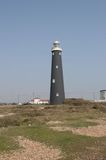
[63,120,98,128]
[0,135,19,152]
[0,103,106,160]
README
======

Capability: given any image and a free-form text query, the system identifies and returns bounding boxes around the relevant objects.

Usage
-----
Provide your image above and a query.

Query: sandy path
[50,125,106,137]
[49,119,106,137]
[0,113,15,118]
[0,136,62,160]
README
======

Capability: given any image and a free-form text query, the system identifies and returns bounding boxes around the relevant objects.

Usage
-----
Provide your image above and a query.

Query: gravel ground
[50,125,106,137]
[0,113,15,118]
[49,119,106,137]
[0,136,62,160]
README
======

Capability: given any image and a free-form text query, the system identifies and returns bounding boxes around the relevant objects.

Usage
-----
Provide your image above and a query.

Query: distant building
[95,90,106,102]
[29,98,49,104]
[100,90,106,101]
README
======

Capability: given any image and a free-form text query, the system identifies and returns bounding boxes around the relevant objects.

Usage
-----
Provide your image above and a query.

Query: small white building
[29,98,49,104]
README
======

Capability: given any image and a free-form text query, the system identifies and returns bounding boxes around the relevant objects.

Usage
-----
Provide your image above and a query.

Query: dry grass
[0,103,106,160]
[48,119,106,137]
[50,125,106,137]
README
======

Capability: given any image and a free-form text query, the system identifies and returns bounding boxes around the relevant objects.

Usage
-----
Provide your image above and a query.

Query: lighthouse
[50,41,65,104]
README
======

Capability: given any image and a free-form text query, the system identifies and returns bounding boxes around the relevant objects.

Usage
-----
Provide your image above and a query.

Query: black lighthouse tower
[50,41,65,104]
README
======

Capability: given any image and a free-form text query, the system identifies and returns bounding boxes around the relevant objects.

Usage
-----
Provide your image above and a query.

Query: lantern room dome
[51,41,62,52]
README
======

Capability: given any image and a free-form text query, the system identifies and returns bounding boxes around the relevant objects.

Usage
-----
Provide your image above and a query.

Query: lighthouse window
[59,52,61,55]
[52,79,55,83]
[56,65,59,69]
[52,52,54,55]
[56,93,59,97]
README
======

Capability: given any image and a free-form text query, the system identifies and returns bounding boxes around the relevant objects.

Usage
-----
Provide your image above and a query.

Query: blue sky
[0,0,106,102]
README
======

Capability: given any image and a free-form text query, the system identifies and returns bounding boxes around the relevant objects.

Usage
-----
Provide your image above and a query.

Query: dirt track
[0,136,62,160]
[49,119,106,137]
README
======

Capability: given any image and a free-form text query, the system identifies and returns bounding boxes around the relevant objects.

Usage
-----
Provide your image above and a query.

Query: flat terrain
[0,102,106,160]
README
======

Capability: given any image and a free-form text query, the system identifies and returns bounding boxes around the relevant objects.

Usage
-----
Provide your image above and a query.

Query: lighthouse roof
[51,41,62,52]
